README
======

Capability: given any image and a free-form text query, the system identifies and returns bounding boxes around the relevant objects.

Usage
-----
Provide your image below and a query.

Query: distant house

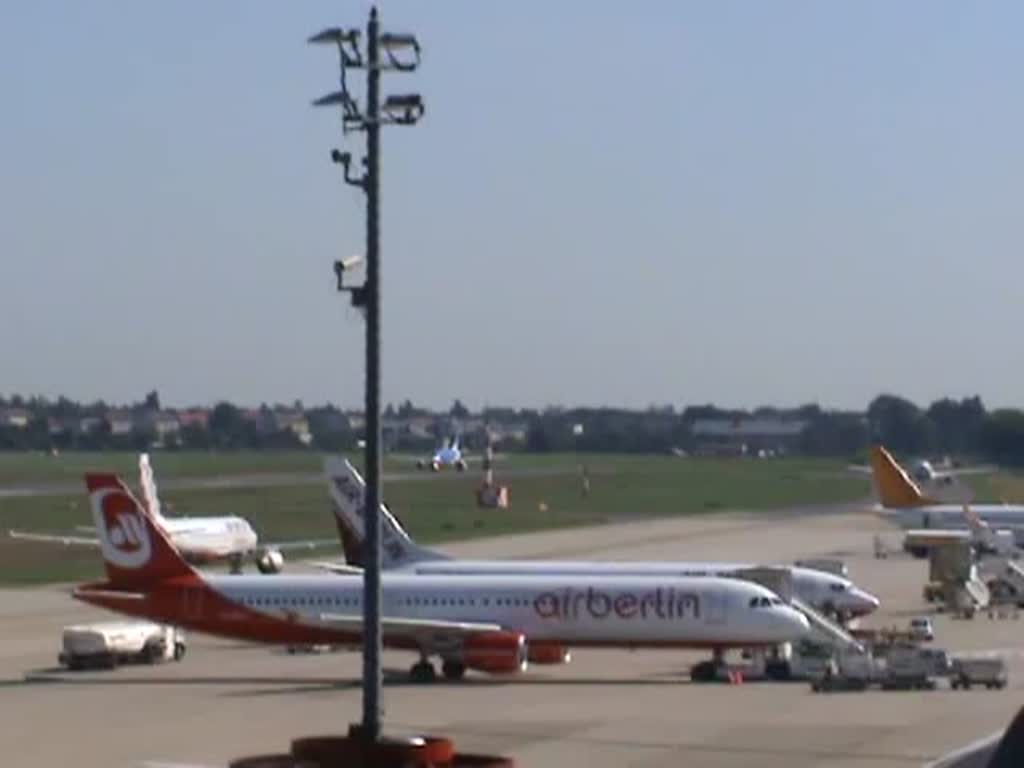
[150,411,180,439]
[177,409,210,430]
[308,409,349,434]
[691,417,808,456]
[241,408,274,434]
[105,410,134,437]
[490,421,528,444]
[274,410,312,445]
[0,408,30,429]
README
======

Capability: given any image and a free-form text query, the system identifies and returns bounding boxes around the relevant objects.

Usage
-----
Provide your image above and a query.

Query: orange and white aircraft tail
[85,473,194,588]
[868,445,936,508]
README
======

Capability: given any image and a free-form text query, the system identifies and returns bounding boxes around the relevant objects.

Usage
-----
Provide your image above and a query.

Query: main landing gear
[408,658,468,683]
[409,658,437,684]
[441,660,466,680]
[690,648,727,683]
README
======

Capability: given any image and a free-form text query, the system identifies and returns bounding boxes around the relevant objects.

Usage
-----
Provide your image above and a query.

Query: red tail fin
[85,473,194,588]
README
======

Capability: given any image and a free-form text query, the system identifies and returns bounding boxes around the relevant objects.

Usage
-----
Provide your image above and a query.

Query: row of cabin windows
[238,594,532,609]
[400,596,530,608]
[240,595,360,607]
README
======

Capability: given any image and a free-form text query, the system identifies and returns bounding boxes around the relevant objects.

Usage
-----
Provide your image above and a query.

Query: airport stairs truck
[982,559,1024,607]
[724,567,868,682]
[929,542,990,617]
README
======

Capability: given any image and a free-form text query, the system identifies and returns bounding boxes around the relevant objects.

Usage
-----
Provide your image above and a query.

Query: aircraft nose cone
[852,588,881,615]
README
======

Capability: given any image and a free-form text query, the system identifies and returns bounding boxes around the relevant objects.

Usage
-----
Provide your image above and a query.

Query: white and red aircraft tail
[85,472,194,589]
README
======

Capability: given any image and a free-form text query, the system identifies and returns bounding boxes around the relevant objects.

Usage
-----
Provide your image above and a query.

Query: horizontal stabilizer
[9,529,99,547]
[72,587,147,601]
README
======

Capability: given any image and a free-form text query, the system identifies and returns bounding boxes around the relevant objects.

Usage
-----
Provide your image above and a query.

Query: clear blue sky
[2,2,1022,412]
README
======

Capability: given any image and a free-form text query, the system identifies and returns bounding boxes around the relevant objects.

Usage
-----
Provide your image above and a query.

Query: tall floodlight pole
[309,7,423,742]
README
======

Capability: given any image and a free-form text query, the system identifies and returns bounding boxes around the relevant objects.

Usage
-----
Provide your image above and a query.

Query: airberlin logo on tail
[91,488,152,569]
[534,587,701,622]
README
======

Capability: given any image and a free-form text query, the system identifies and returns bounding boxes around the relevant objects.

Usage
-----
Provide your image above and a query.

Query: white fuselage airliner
[75,472,809,681]
[10,454,331,573]
[323,457,880,619]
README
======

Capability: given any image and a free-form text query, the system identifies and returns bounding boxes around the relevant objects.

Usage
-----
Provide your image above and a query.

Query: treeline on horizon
[2,392,1024,466]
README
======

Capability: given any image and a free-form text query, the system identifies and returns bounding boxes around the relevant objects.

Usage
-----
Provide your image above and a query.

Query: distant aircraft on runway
[416,436,469,472]
[866,445,1024,545]
[9,454,333,573]
[74,471,809,682]
[850,450,993,502]
[321,457,880,621]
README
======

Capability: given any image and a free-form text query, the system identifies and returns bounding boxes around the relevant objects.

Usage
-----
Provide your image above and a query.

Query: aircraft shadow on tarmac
[13,666,693,699]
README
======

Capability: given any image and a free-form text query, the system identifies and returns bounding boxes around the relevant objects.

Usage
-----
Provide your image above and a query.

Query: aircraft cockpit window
[829,583,847,593]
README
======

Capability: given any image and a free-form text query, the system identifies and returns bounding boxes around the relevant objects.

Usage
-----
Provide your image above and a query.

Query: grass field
[0,452,870,584]
[966,471,1024,504]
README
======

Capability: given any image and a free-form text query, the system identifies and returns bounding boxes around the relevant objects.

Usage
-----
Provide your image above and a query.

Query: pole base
[230,724,516,767]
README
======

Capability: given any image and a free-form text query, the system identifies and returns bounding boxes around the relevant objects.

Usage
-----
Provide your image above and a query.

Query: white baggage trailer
[950,655,1008,690]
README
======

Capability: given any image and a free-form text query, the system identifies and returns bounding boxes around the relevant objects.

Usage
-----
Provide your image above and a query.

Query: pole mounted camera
[330,148,366,190]
[334,254,367,308]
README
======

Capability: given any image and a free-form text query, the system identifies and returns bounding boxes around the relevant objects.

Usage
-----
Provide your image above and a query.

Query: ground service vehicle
[59,621,186,670]
[810,654,878,692]
[909,616,935,641]
[880,645,937,690]
[950,656,1008,690]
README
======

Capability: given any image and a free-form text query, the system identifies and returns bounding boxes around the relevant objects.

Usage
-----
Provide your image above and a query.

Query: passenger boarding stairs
[731,567,864,653]
[791,596,865,653]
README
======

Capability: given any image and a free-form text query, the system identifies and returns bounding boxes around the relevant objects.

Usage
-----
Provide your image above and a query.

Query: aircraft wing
[318,612,503,639]
[9,529,99,547]
[940,466,996,477]
[308,561,364,574]
[264,538,339,553]
[847,464,871,474]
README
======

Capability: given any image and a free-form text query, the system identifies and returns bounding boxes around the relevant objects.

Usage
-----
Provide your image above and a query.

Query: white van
[59,621,186,670]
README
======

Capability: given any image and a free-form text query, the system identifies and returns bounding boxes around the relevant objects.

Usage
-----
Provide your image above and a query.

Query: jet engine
[256,548,285,574]
[430,461,441,472]
[526,642,571,665]
[461,631,528,674]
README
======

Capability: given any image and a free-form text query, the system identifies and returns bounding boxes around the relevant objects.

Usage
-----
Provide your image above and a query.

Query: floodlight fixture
[307,27,358,46]
[308,27,364,68]
[381,93,424,125]
[379,33,421,71]
[313,90,365,133]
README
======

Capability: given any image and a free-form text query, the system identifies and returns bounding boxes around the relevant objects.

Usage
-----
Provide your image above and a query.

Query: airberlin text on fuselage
[534,587,700,621]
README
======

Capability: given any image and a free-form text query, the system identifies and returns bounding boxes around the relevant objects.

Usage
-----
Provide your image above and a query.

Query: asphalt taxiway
[2,506,1022,767]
